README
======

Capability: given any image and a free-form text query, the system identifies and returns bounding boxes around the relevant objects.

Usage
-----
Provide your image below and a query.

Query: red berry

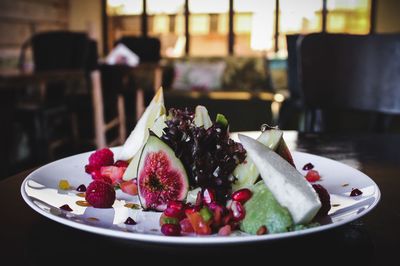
[231,201,246,222]
[161,223,181,236]
[179,218,194,233]
[115,160,129,168]
[305,170,321,182]
[85,180,116,208]
[231,189,252,204]
[88,148,114,169]
[312,184,331,217]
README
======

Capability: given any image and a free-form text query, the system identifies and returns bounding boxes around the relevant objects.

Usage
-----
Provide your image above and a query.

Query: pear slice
[122,115,167,181]
[238,134,321,224]
[118,87,165,161]
[193,105,212,129]
[232,129,283,191]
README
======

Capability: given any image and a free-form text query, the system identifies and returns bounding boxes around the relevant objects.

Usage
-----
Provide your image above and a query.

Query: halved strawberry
[100,166,126,185]
[120,180,138,195]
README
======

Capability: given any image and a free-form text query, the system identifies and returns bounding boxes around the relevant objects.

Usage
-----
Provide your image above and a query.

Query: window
[278,0,322,57]
[106,0,142,51]
[327,0,370,34]
[188,0,229,56]
[104,0,373,57]
[233,0,276,56]
[147,0,185,57]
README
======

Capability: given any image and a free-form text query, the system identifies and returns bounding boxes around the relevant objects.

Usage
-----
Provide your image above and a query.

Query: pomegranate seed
[302,162,314,171]
[218,225,232,236]
[180,218,194,233]
[222,209,233,225]
[350,188,363,197]
[164,207,184,219]
[167,200,185,211]
[161,223,181,236]
[114,160,129,168]
[184,205,201,216]
[305,170,321,182]
[202,188,216,204]
[231,201,246,222]
[231,189,252,204]
[256,225,268,235]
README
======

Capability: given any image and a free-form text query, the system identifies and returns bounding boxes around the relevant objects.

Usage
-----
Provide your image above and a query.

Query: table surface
[2,132,399,266]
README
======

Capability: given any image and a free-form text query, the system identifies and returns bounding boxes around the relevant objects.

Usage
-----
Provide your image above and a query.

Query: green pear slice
[238,134,321,224]
[232,129,283,190]
[119,87,165,161]
[193,105,212,129]
[123,115,167,181]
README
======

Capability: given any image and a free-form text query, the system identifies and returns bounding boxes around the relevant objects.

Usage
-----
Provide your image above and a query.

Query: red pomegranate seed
[167,200,185,211]
[305,170,321,182]
[164,207,184,219]
[218,225,232,236]
[184,205,201,216]
[202,188,216,204]
[180,218,194,233]
[350,188,363,197]
[231,189,252,204]
[161,223,181,236]
[302,162,314,171]
[231,201,245,222]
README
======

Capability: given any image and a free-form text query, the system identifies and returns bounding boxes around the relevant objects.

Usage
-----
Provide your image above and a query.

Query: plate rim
[20,150,381,245]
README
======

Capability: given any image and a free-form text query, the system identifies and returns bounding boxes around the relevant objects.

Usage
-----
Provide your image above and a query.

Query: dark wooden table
[1,132,399,265]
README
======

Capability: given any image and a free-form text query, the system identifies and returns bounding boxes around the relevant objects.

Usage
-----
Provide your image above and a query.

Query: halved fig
[137,133,189,211]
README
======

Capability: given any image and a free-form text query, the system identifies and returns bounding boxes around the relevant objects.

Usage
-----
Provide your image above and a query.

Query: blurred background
[0,0,399,178]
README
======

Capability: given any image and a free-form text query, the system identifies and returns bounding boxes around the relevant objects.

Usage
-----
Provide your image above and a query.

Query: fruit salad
[82,88,331,237]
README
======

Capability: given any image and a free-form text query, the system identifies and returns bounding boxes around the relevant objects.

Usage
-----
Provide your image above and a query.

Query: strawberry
[100,166,126,185]
[85,180,116,208]
[120,180,138,195]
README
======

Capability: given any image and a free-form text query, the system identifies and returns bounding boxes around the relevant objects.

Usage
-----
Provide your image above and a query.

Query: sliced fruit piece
[119,87,166,161]
[120,180,138,195]
[215,113,228,127]
[232,129,283,191]
[137,133,189,211]
[186,212,212,235]
[186,187,202,205]
[100,166,126,185]
[122,114,166,181]
[193,105,212,129]
[240,181,293,234]
[276,136,295,167]
[238,134,321,224]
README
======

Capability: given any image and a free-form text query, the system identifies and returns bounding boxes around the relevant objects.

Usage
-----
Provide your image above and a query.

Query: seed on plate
[350,188,363,197]
[256,225,268,235]
[58,180,70,190]
[76,200,91,207]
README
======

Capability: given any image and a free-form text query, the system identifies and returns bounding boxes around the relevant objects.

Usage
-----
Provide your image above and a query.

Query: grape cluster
[161,108,246,203]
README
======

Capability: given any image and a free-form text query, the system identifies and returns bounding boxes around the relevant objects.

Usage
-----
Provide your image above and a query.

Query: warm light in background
[106,0,372,57]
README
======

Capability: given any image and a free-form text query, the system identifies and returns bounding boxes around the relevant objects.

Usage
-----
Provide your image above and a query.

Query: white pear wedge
[193,105,212,129]
[118,87,165,161]
[238,134,321,224]
[232,129,283,190]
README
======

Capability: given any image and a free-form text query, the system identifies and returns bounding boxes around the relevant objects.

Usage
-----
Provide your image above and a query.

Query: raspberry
[88,148,114,169]
[312,184,331,217]
[85,180,116,208]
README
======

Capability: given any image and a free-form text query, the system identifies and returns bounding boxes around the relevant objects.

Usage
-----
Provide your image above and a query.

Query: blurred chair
[278,34,303,130]
[18,31,127,163]
[17,31,94,162]
[298,33,400,133]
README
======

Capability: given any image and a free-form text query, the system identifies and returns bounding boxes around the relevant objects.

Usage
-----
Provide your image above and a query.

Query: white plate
[21,147,380,244]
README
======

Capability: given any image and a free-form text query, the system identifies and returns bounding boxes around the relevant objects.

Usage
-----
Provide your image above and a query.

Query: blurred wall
[376,0,400,33]
[0,0,69,69]
[68,0,103,56]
